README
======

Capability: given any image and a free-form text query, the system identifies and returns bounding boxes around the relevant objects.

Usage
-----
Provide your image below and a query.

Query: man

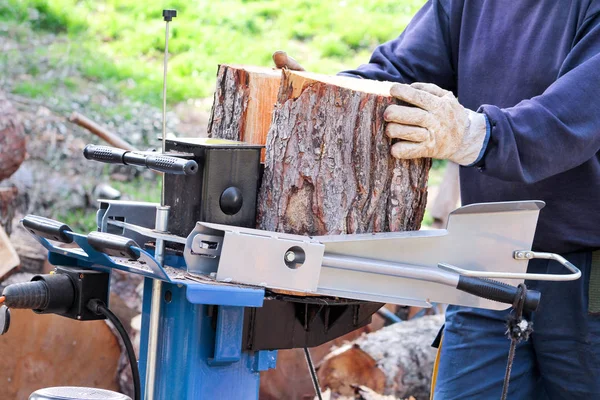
[276,1,600,398]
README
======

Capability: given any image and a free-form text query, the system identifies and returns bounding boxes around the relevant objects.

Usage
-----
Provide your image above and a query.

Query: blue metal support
[28,226,278,399]
[138,280,275,399]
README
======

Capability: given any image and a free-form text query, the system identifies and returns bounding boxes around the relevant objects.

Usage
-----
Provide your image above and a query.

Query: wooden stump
[258,70,430,234]
[0,309,122,399]
[209,66,432,400]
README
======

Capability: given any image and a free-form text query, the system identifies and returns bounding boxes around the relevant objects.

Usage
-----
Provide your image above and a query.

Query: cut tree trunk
[209,66,432,400]
[317,315,444,400]
[258,70,430,234]
[207,65,282,160]
[0,92,26,181]
[0,309,122,399]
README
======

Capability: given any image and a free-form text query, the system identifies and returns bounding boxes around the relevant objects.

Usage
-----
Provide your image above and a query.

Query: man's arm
[476,12,600,183]
[338,0,455,92]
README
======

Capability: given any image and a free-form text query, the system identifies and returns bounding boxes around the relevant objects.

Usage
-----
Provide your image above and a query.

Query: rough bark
[317,315,444,400]
[207,64,282,160]
[258,70,430,234]
[209,66,432,400]
[0,92,26,181]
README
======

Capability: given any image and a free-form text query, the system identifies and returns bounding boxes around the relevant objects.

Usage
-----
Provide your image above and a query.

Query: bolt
[526,252,533,259]
[79,273,84,279]
[77,315,81,320]
[516,252,524,259]
[285,251,296,263]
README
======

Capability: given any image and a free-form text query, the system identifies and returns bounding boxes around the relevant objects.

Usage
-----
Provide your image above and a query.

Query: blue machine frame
[29,228,278,399]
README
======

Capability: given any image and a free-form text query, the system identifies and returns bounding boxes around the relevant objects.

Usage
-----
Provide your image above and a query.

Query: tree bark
[317,315,444,400]
[209,66,432,400]
[0,92,26,182]
[207,65,282,160]
[258,70,430,234]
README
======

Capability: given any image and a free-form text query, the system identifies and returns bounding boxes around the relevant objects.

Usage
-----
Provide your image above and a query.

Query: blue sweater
[340,0,600,253]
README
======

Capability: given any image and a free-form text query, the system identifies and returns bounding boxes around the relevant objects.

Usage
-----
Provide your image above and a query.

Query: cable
[304,347,323,400]
[88,299,140,400]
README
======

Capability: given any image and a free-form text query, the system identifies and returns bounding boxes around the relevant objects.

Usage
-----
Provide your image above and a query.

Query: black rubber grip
[22,215,73,243]
[83,144,126,163]
[87,231,140,260]
[144,154,198,175]
[84,144,198,175]
[457,276,541,312]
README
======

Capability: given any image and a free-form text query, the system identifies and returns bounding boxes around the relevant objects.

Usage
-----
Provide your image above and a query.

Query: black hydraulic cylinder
[457,276,541,312]
[83,144,198,175]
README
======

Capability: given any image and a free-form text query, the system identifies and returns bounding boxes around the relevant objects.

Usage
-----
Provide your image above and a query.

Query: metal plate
[316,201,543,309]
[201,223,325,293]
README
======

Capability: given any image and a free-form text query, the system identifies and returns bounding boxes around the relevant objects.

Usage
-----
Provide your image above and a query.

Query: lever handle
[83,144,126,163]
[22,215,73,243]
[457,276,540,312]
[87,231,140,260]
[83,144,198,175]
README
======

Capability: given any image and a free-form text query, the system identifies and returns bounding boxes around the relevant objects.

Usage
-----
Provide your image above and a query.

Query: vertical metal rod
[144,206,169,400]
[160,19,170,207]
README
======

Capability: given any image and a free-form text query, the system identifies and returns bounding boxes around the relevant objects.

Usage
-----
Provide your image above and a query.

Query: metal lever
[83,144,198,175]
[438,250,581,282]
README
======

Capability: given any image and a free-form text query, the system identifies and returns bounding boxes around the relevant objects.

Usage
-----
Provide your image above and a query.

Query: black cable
[304,347,323,400]
[88,299,141,400]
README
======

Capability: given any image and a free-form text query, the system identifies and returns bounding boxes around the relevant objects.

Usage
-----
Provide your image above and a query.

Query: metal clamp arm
[438,250,581,282]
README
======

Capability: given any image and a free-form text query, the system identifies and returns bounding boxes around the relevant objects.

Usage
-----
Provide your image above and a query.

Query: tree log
[258,70,430,234]
[209,66,432,400]
[0,92,26,181]
[317,315,444,400]
[0,309,121,399]
[207,65,282,160]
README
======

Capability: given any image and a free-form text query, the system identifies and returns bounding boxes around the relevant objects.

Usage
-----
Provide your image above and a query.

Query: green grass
[1,0,424,106]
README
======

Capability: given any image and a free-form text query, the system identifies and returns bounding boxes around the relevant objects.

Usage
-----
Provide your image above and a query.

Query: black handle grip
[137,153,198,175]
[87,231,141,260]
[22,215,73,243]
[83,144,198,175]
[83,144,126,164]
[457,276,541,312]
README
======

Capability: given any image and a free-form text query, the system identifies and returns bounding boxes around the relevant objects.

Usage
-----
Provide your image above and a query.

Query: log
[209,66,432,399]
[207,65,282,160]
[258,69,430,234]
[317,315,444,400]
[0,92,26,181]
[0,309,122,398]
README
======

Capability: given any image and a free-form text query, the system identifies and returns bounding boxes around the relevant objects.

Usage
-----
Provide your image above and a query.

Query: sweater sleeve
[338,0,455,92]
[477,12,600,184]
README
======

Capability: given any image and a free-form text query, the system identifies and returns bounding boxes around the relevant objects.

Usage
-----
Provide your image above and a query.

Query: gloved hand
[272,50,305,71]
[384,82,488,166]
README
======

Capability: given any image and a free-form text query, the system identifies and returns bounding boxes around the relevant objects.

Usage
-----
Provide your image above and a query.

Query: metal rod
[322,253,460,287]
[144,206,169,400]
[438,249,581,282]
[304,348,322,400]
[160,19,170,207]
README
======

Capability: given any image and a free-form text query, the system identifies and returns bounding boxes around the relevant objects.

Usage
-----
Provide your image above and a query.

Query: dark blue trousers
[433,251,600,399]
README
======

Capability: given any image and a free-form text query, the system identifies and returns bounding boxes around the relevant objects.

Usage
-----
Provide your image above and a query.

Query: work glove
[385,82,488,166]
[272,50,305,71]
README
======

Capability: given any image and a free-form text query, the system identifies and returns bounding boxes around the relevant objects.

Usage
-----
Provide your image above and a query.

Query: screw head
[284,251,296,263]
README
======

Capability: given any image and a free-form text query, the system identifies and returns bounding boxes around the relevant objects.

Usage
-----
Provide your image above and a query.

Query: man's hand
[385,82,488,166]
[272,51,305,71]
